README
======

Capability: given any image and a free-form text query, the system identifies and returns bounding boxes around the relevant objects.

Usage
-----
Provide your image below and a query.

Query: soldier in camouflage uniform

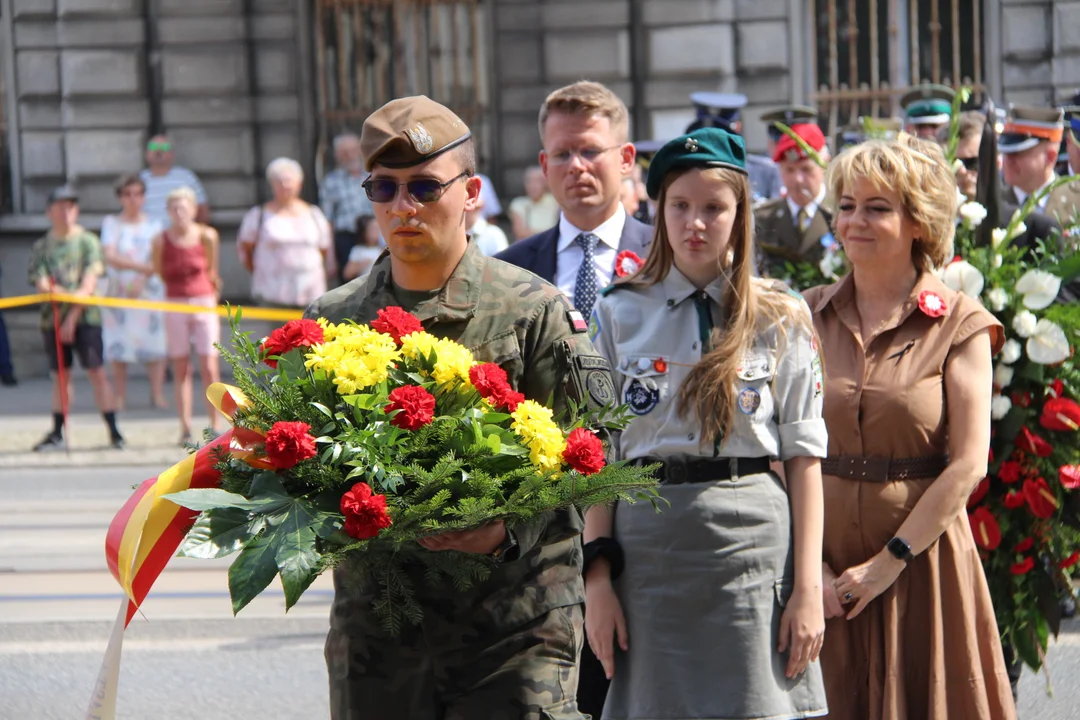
[305,95,615,720]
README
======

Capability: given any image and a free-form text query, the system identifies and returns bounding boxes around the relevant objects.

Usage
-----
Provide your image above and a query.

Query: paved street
[0,400,1079,718]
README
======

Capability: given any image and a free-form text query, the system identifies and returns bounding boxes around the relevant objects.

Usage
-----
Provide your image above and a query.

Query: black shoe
[110,434,126,450]
[33,433,64,452]
[0,374,15,387]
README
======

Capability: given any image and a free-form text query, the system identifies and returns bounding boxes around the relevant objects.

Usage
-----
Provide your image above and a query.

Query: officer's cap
[48,185,79,205]
[361,96,472,172]
[645,127,747,200]
[773,124,826,164]
[761,105,818,140]
[999,106,1064,155]
[689,92,747,127]
[899,83,956,125]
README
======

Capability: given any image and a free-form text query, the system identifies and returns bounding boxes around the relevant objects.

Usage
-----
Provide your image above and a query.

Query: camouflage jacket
[305,239,617,627]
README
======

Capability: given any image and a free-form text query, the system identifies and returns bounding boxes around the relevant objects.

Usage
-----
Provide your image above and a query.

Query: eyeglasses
[956,156,979,171]
[147,141,172,152]
[362,172,470,204]
[544,145,621,166]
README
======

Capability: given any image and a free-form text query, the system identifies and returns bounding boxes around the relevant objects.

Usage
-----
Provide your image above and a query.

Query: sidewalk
[0,375,220,469]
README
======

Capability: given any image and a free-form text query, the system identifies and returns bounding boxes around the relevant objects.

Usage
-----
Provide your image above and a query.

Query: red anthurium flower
[614,250,645,278]
[998,460,1022,484]
[563,428,606,475]
[1014,537,1035,554]
[1011,557,1036,576]
[968,507,1001,551]
[1022,477,1059,519]
[1040,397,1080,432]
[1002,491,1025,510]
[1060,465,1080,490]
[1059,551,1080,569]
[988,448,994,463]
[1048,379,1065,399]
[967,477,990,508]
[340,482,393,539]
[1011,391,1033,408]
[917,290,947,318]
[263,421,318,470]
[384,385,436,431]
[371,306,424,344]
[1016,427,1054,458]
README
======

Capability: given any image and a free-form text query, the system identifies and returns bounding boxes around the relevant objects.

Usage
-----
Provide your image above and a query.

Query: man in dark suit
[497,81,651,322]
[1000,106,1080,227]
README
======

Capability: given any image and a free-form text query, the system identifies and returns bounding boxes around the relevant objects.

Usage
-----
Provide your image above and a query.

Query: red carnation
[1040,397,1080,432]
[371,306,423,344]
[917,290,947,318]
[1059,551,1080,569]
[384,385,436,431]
[968,506,1001,551]
[263,421,318,470]
[469,363,511,399]
[340,482,393,539]
[1060,465,1080,490]
[260,319,324,368]
[998,460,1022,484]
[1011,557,1036,576]
[1014,537,1035,554]
[1022,477,1059,519]
[492,386,525,412]
[1003,491,1026,510]
[564,428,606,475]
[967,476,990,508]
[1016,427,1054,458]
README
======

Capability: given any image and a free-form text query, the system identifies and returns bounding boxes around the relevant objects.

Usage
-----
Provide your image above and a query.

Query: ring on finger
[844,592,853,601]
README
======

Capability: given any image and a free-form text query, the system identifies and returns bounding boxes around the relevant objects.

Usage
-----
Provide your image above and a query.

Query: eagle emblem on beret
[406,123,435,154]
[784,148,802,163]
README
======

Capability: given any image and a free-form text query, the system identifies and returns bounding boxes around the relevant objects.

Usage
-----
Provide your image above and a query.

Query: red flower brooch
[917,290,947,318]
[614,250,644,278]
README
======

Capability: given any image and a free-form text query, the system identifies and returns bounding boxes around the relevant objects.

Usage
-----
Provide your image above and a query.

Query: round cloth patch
[625,379,660,415]
[586,370,615,406]
[737,386,761,415]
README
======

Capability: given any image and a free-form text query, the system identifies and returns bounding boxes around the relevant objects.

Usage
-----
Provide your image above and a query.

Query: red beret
[772,124,826,163]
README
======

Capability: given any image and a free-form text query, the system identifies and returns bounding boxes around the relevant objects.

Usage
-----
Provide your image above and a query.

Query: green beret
[645,127,747,200]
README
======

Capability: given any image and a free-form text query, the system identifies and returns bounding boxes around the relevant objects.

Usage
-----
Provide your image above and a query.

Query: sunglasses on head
[956,156,979,171]
[362,171,471,204]
[147,141,172,152]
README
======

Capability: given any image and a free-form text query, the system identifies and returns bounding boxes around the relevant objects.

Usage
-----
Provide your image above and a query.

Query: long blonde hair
[625,166,813,444]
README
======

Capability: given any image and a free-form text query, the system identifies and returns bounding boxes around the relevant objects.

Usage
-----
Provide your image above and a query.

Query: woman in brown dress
[801,135,1016,720]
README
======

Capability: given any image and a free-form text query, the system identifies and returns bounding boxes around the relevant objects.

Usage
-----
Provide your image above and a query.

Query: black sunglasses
[362,172,471,204]
[956,156,979,171]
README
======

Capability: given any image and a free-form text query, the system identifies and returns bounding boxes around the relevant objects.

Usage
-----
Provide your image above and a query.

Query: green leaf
[998,406,1029,447]
[481,412,512,424]
[1018,361,1046,384]
[1055,252,1080,283]
[163,488,287,512]
[341,393,378,410]
[179,507,265,560]
[227,535,280,614]
[277,348,309,381]
[273,502,321,610]
[485,432,502,454]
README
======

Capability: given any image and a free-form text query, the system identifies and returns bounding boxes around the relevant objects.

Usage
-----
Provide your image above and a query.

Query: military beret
[646,127,747,200]
[773,124,826,163]
[999,106,1064,154]
[900,83,956,125]
[761,105,818,139]
[360,95,471,171]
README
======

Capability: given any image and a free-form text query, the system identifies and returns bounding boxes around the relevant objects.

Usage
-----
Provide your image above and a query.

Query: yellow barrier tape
[0,292,302,321]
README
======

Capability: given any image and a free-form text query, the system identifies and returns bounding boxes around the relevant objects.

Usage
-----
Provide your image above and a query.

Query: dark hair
[355,214,379,244]
[452,137,477,176]
[114,173,146,196]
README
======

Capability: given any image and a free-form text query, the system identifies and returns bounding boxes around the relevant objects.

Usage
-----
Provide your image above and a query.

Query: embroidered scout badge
[588,312,601,342]
[625,379,660,415]
[738,386,761,415]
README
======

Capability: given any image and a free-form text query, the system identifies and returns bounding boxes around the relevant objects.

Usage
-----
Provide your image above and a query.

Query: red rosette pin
[614,250,644,278]
[917,290,947,318]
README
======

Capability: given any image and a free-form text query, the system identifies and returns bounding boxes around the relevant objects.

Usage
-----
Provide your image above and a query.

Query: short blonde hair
[165,186,198,207]
[538,80,629,142]
[827,135,957,272]
[266,157,304,183]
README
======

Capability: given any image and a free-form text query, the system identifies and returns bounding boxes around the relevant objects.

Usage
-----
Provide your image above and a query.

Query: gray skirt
[601,471,828,720]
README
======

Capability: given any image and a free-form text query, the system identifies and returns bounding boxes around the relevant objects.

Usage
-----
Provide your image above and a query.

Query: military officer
[760,104,818,160]
[686,91,782,203]
[1063,102,1080,178]
[755,123,834,279]
[1000,106,1080,229]
[900,82,956,139]
[306,95,615,720]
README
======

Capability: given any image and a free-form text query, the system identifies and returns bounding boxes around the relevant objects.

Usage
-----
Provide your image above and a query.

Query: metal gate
[809,0,985,138]
[312,0,490,172]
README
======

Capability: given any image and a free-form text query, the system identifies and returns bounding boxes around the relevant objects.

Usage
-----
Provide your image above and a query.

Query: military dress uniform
[999,106,1080,232]
[588,128,829,720]
[899,83,955,138]
[306,95,616,720]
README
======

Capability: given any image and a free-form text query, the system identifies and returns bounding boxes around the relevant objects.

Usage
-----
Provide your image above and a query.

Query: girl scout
[583,127,829,720]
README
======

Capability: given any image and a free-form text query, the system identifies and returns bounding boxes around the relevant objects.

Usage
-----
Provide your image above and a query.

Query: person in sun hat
[999,105,1080,225]
[306,94,616,720]
[900,82,956,139]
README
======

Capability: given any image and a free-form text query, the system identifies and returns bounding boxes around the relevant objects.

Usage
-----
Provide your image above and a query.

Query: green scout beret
[361,95,472,171]
[645,127,747,200]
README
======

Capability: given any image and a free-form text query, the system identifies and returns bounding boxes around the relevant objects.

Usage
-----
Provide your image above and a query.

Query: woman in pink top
[238,157,333,306]
[151,186,222,444]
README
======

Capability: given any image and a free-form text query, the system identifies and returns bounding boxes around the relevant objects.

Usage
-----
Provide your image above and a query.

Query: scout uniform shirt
[590,267,827,462]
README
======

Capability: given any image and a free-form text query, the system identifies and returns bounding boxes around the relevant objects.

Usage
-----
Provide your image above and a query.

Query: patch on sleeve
[588,311,602,342]
[567,310,588,334]
[586,370,616,407]
[811,352,824,398]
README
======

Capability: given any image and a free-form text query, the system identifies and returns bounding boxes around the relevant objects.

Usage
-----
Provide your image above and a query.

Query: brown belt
[822,455,949,482]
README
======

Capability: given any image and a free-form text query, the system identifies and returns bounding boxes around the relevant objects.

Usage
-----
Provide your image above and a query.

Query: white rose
[1000,339,1022,364]
[1012,310,1039,338]
[1015,269,1062,310]
[991,395,1013,421]
[994,364,1014,389]
[991,228,1008,249]
[959,201,988,228]
[941,260,985,297]
[993,254,1003,269]
[986,288,1010,312]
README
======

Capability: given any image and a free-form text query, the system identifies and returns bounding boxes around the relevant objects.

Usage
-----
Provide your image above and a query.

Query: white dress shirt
[786,186,828,228]
[555,207,626,304]
[468,216,510,256]
[1014,176,1056,210]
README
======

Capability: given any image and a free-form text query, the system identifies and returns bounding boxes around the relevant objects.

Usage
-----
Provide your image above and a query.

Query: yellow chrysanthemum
[304,341,346,375]
[511,400,565,471]
[305,325,400,393]
[316,318,343,342]
[432,340,475,385]
[400,331,441,362]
